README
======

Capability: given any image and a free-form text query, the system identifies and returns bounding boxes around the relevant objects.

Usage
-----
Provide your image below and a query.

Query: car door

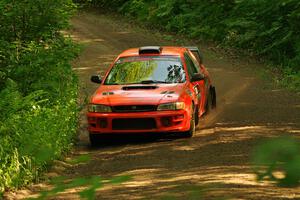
[184,52,206,115]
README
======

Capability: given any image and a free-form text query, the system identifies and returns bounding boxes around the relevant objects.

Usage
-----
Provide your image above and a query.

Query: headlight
[88,104,112,113]
[157,102,185,111]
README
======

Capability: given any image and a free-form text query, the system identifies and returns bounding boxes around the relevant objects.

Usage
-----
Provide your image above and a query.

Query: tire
[89,133,99,147]
[182,105,196,138]
[205,86,217,114]
[195,108,199,126]
[205,90,212,114]
[211,86,217,109]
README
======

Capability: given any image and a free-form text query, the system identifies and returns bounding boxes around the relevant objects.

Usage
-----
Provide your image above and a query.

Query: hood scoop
[122,85,158,90]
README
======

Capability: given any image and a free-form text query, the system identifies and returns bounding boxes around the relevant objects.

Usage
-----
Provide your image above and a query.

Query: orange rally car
[87,46,216,145]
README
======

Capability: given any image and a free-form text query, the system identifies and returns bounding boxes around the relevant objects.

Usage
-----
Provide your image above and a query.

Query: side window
[184,53,199,80]
[191,51,202,64]
[189,52,201,68]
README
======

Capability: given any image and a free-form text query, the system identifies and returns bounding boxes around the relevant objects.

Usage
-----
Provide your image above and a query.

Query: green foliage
[0,0,76,42]
[67,154,92,165]
[0,0,79,194]
[85,0,300,90]
[280,67,300,90]
[252,136,300,187]
[0,42,79,191]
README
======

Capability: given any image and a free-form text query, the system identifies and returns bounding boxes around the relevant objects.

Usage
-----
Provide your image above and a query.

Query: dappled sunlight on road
[43,121,299,199]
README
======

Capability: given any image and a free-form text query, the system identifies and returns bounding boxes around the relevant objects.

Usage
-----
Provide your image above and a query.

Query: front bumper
[87,110,190,134]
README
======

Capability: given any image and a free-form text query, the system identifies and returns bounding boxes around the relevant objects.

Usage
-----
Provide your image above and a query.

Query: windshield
[104,56,186,85]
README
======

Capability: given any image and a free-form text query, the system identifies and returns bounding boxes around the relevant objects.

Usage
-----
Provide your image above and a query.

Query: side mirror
[191,73,205,82]
[91,75,102,84]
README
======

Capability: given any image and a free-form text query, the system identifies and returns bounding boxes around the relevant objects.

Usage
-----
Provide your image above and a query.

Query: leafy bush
[0,40,79,192]
[0,0,79,194]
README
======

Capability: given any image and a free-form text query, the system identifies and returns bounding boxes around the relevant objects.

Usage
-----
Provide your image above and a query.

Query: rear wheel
[195,108,199,126]
[211,86,217,109]
[205,86,217,114]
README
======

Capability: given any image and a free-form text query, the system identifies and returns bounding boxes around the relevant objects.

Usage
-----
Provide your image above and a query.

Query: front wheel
[89,133,99,147]
[182,106,196,138]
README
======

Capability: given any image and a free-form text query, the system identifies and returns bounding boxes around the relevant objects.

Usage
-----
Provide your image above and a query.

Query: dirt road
[8,11,300,200]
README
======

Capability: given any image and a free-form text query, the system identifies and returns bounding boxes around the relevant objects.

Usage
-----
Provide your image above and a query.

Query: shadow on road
[87,132,194,149]
[48,122,300,200]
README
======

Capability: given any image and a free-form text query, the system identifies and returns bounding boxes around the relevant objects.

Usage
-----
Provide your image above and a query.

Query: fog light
[89,123,96,128]
[161,117,172,127]
[173,115,184,122]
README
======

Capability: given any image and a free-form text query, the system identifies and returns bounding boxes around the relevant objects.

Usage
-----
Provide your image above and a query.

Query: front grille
[112,105,157,113]
[112,118,157,130]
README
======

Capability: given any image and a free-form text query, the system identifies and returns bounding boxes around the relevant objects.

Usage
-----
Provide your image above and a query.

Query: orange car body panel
[87,46,212,134]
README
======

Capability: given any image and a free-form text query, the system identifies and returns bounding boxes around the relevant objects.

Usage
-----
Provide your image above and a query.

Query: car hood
[90,84,186,106]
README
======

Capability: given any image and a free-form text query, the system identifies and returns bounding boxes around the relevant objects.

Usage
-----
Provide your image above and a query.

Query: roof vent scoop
[122,86,158,90]
[139,46,162,54]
